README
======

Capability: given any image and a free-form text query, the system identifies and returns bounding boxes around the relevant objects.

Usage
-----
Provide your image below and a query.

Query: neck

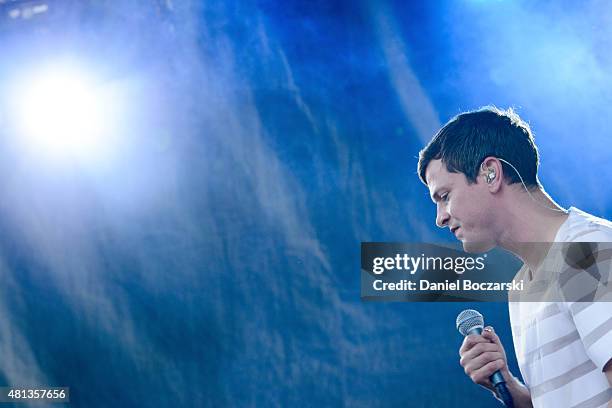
[496,189,568,271]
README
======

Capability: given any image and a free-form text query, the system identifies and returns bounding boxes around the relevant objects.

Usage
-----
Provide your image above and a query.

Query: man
[417,107,612,407]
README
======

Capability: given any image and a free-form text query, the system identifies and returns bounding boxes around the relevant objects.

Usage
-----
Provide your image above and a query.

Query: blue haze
[0,1,610,407]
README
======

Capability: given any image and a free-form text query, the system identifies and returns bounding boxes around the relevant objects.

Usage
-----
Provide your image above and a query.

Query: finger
[459,334,489,355]
[460,342,501,367]
[463,351,504,373]
[471,359,504,384]
[482,326,502,346]
[461,344,502,369]
[481,359,504,377]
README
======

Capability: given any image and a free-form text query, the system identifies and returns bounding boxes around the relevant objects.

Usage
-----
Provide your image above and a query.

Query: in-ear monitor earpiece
[479,157,566,213]
[486,169,496,184]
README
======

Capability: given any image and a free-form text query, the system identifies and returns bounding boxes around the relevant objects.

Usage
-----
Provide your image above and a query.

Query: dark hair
[417,107,540,188]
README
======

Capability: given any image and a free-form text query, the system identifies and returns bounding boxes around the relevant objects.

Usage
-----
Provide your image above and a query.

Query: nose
[436,204,450,228]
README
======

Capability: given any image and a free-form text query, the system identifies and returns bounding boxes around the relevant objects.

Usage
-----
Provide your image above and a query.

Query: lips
[451,226,460,236]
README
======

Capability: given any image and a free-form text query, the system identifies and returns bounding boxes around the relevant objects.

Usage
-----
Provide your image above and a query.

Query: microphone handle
[467,327,514,407]
[494,383,514,408]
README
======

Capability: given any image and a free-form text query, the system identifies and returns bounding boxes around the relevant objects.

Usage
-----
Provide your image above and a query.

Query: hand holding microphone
[459,325,509,389]
[456,310,517,407]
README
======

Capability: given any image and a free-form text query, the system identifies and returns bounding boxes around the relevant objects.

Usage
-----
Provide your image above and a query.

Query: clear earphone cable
[494,158,567,214]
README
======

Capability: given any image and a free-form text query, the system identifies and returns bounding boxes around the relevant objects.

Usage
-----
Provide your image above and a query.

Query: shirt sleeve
[565,301,612,371]
[562,237,612,371]
[560,224,612,370]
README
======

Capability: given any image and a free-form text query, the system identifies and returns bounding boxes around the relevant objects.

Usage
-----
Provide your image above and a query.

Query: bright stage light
[14,66,113,159]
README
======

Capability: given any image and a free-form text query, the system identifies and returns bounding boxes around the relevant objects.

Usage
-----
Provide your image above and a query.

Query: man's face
[425,159,496,253]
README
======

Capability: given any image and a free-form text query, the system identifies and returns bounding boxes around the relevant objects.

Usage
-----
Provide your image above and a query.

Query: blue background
[0,0,610,406]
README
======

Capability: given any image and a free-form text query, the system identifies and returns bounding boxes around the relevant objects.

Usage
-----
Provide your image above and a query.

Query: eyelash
[440,192,449,202]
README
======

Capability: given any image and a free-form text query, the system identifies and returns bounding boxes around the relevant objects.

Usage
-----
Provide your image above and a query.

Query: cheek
[450,193,488,229]
[465,207,495,236]
[448,192,475,218]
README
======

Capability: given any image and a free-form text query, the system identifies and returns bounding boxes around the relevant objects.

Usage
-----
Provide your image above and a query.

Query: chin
[461,240,494,254]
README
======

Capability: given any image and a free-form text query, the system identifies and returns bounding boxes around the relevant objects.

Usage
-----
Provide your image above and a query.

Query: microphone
[456,309,514,407]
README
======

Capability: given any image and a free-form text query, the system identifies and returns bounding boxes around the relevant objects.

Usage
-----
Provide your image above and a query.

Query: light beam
[14,65,113,159]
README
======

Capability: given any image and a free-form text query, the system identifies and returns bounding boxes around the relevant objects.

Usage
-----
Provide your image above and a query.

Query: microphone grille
[456,309,484,336]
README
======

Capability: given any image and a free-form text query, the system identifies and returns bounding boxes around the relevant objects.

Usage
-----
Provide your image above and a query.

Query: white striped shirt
[509,207,612,408]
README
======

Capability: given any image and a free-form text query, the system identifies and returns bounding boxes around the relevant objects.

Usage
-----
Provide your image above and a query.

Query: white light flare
[12,66,117,160]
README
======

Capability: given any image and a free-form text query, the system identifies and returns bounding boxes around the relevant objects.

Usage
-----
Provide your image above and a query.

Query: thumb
[482,326,501,345]
[482,326,513,381]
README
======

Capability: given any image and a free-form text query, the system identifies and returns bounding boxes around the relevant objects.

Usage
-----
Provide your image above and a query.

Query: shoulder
[560,207,612,242]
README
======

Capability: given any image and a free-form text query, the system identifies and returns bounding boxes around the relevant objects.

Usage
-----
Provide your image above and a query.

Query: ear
[480,156,503,193]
